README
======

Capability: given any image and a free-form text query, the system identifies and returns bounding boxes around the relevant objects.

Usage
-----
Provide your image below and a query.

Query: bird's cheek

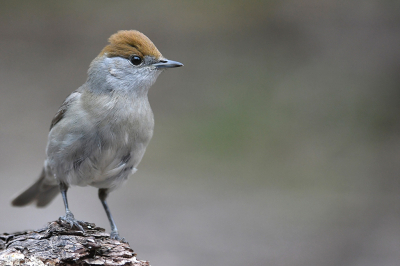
[109,68,119,78]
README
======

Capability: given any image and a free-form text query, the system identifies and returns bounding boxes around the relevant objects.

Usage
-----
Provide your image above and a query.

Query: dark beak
[153,59,183,69]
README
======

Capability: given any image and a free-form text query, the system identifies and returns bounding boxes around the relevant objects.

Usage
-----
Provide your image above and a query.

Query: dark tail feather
[12,169,59,207]
[36,185,60,207]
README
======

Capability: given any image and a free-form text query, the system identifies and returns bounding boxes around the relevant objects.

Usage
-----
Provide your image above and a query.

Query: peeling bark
[0,219,150,266]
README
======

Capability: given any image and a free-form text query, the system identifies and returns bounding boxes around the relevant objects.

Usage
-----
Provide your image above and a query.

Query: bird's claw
[59,212,85,232]
[110,231,127,243]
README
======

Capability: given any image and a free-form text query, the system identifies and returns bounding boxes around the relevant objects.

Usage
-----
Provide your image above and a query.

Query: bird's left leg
[59,182,84,231]
[98,188,126,242]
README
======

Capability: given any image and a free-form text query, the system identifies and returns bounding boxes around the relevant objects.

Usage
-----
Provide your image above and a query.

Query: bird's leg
[98,188,126,242]
[59,182,84,231]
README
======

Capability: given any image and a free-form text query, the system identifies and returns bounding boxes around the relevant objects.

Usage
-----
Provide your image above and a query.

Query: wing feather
[50,90,81,130]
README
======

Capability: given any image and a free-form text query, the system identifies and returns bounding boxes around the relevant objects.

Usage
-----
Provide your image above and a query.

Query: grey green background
[0,1,399,265]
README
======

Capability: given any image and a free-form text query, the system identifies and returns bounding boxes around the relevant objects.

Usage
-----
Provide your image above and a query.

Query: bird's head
[87,30,183,95]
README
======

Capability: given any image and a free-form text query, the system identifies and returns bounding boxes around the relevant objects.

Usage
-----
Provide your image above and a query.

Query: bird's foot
[110,230,127,243]
[59,212,85,232]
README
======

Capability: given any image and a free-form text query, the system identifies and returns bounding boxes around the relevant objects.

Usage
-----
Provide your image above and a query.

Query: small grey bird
[11,30,183,241]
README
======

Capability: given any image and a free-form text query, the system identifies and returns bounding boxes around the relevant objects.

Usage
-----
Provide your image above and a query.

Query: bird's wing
[50,90,81,130]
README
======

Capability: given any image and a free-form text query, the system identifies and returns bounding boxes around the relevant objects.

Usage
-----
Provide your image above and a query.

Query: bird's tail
[11,169,60,207]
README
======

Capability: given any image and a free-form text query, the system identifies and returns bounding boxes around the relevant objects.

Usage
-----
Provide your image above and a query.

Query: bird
[11,30,183,241]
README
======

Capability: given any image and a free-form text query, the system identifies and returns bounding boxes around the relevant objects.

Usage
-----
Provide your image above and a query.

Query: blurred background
[0,1,399,265]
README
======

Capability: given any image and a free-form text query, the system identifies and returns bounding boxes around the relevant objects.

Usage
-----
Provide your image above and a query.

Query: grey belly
[47,130,148,191]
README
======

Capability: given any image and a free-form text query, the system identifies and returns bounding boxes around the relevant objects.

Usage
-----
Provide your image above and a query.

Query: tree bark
[0,219,150,266]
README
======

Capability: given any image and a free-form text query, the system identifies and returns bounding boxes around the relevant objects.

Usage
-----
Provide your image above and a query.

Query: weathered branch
[0,219,149,266]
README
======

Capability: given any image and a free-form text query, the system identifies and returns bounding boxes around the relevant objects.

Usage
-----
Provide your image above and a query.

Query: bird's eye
[129,55,142,66]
